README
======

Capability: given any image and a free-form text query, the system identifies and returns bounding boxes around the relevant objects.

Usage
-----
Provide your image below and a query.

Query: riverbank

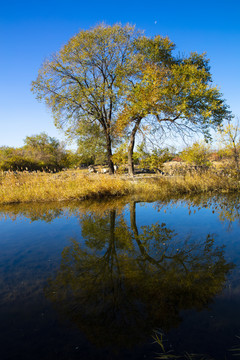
[0,170,239,204]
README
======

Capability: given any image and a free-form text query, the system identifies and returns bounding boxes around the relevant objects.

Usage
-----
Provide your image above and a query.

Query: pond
[0,194,240,360]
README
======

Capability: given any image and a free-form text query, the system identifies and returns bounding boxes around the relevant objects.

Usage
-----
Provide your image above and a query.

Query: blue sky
[1,0,240,149]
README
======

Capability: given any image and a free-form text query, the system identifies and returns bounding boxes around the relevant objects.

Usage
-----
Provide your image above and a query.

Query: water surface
[0,194,240,359]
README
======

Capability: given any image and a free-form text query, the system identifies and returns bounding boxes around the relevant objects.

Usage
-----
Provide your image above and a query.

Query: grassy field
[0,169,239,204]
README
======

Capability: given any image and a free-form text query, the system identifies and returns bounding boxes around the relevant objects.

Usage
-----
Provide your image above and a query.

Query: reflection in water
[152,328,240,359]
[0,202,65,222]
[0,195,239,358]
[0,193,239,226]
[45,201,233,350]
[153,193,240,229]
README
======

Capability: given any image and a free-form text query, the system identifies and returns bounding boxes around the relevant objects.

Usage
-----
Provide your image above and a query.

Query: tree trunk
[128,118,142,176]
[128,145,135,177]
[130,201,166,270]
[106,132,114,175]
[130,201,138,238]
[110,209,116,238]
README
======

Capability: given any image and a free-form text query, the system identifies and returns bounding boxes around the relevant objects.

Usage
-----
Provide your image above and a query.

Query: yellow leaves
[31,22,230,158]
[181,142,211,166]
[218,119,240,153]
[202,110,212,118]
[117,62,170,125]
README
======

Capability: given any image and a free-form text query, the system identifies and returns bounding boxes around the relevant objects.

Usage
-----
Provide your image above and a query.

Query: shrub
[180,142,211,167]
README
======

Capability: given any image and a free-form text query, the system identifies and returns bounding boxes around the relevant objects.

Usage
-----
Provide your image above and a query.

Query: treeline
[0,133,79,171]
[114,140,240,176]
[1,125,239,175]
[0,132,173,172]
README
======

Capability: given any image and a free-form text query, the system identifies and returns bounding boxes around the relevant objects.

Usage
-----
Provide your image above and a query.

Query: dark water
[0,194,240,360]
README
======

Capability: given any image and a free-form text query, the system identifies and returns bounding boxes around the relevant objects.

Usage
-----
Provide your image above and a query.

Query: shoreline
[0,170,239,205]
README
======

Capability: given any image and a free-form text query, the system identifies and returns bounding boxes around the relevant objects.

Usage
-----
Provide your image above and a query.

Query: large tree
[116,40,231,175]
[32,24,231,176]
[31,23,142,174]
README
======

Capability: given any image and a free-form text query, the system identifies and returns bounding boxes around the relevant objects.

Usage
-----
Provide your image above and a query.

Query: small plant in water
[153,329,240,359]
[229,335,240,357]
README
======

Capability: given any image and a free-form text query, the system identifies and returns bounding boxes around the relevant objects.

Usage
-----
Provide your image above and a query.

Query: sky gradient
[1,0,240,149]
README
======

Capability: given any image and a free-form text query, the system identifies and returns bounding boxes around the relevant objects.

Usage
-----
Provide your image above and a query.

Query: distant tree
[75,122,107,165]
[218,118,240,177]
[136,143,174,171]
[0,146,15,166]
[0,146,40,171]
[112,142,128,169]
[0,133,70,171]
[23,132,67,170]
[180,141,211,167]
[61,150,82,168]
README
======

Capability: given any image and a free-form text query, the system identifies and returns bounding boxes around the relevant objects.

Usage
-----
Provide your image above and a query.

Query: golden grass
[0,169,239,204]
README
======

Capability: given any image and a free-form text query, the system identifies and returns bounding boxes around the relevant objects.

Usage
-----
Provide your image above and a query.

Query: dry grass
[0,170,131,204]
[0,169,239,204]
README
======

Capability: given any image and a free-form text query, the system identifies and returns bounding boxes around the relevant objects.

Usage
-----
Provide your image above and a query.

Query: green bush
[0,155,41,171]
[0,133,74,171]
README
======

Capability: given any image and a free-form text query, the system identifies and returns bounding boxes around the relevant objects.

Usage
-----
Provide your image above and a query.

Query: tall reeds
[0,170,239,204]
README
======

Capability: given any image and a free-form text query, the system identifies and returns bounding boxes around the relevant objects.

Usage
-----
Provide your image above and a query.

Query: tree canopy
[117,50,231,174]
[32,23,231,175]
[32,23,142,173]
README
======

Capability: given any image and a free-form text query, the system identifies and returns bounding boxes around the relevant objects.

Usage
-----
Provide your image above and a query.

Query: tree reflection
[0,193,239,227]
[154,193,240,229]
[45,201,233,350]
